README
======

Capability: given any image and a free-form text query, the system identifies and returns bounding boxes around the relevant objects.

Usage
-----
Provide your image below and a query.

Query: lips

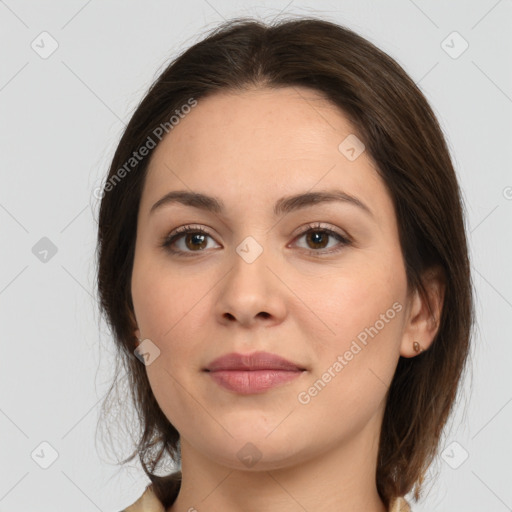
[205,351,306,372]
[204,351,307,394]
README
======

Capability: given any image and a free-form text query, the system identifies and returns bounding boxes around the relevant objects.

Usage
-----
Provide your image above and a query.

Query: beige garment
[389,496,412,512]
[121,484,412,512]
[121,484,165,512]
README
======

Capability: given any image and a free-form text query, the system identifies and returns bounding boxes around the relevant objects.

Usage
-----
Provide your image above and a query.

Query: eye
[291,222,351,255]
[161,222,351,256]
[161,224,220,256]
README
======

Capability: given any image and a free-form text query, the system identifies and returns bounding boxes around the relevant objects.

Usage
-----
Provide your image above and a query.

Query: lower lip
[207,369,304,394]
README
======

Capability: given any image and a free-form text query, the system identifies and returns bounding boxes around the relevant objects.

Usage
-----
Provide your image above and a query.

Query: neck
[168,413,387,512]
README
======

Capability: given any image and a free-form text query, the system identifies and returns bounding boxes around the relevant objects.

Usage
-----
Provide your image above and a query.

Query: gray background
[0,1,511,510]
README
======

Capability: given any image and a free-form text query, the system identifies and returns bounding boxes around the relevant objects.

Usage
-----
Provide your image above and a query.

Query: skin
[131,86,444,512]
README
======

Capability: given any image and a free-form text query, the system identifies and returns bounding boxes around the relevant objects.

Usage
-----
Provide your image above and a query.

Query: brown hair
[96,17,474,508]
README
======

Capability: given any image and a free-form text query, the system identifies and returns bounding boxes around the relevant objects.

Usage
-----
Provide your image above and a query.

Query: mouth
[203,351,307,394]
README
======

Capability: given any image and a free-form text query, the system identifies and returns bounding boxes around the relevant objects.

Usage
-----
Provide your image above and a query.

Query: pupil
[309,231,327,249]
[187,233,206,250]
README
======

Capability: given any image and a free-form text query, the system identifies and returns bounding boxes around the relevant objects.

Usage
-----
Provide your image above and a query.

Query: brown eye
[182,232,208,251]
[292,223,351,255]
[304,230,330,250]
[161,223,351,257]
[161,225,219,255]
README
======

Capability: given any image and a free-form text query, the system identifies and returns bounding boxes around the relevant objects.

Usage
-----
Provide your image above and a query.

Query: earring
[413,341,423,353]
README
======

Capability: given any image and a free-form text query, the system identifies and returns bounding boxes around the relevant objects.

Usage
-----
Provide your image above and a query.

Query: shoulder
[120,471,182,512]
[389,496,412,512]
[120,484,166,512]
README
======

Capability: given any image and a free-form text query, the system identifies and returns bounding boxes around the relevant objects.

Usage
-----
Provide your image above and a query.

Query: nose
[214,245,287,329]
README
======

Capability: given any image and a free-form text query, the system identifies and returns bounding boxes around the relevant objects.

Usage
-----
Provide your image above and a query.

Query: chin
[197,429,313,472]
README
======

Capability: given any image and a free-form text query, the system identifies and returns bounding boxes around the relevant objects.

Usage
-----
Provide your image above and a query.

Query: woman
[96,17,473,512]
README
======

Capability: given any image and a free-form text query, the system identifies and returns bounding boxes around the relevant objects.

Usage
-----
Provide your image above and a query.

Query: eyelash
[160,222,352,257]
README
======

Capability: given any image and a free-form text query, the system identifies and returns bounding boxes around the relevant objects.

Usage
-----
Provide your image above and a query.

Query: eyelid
[161,222,352,256]
[289,222,352,254]
[161,224,218,248]
[292,221,351,241]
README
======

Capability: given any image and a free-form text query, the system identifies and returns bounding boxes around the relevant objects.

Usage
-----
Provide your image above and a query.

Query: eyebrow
[149,189,374,219]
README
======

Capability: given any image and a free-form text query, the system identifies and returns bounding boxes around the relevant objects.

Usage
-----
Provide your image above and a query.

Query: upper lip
[204,351,306,372]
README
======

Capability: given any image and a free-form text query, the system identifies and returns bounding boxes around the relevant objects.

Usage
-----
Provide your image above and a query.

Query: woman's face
[131,86,416,470]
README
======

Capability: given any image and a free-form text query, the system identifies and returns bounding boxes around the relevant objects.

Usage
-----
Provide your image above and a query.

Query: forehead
[141,87,388,218]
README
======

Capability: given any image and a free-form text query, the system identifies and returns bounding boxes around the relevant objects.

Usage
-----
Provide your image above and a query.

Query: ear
[400,265,445,358]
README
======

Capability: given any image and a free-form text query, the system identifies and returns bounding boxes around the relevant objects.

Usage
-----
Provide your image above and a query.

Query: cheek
[296,289,404,438]
[135,267,212,432]
[294,256,404,342]
[132,255,204,339]
[295,255,406,404]
[132,260,215,397]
